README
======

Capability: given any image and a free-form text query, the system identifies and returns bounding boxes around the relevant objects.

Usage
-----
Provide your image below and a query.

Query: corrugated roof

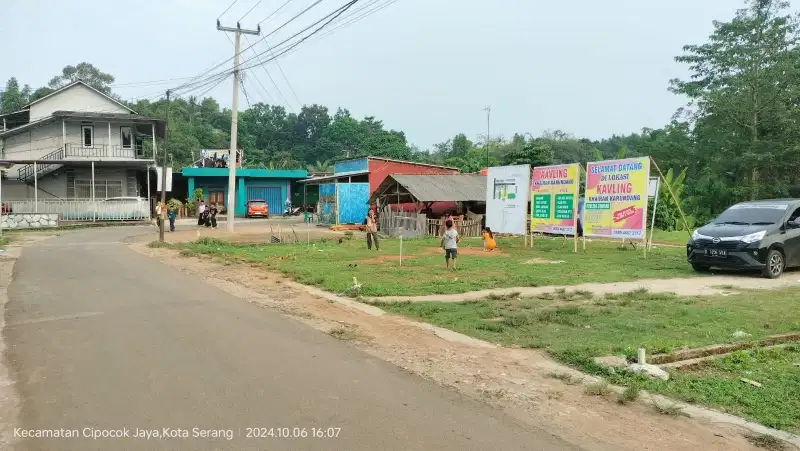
[376,174,487,202]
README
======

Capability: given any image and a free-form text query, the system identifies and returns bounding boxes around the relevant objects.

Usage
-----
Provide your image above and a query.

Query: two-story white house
[0,80,165,219]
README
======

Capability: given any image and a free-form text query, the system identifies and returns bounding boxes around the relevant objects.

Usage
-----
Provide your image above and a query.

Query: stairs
[17,148,65,184]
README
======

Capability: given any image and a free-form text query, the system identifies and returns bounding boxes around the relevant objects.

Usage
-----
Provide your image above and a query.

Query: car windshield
[713,203,788,225]
[249,201,266,206]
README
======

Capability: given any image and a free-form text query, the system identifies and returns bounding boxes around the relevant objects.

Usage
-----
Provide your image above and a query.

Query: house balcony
[64,143,152,160]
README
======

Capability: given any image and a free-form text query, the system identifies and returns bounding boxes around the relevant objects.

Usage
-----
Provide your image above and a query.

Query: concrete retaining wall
[1,213,59,229]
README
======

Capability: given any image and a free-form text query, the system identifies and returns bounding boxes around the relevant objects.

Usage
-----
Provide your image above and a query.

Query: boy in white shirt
[440,219,460,270]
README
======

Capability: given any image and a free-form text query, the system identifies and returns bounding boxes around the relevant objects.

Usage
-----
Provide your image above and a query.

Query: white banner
[485,164,531,235]
[155,166,173,192]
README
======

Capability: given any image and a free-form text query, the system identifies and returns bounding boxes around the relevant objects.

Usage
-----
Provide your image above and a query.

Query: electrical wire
[218,0,240,19]
[237,0,357,72]
[239,0,265,21]
[311,0,398,44]
[239,77,253,108]
[243,35,294,111]
[177,0,330,90]
[257,0,294,25]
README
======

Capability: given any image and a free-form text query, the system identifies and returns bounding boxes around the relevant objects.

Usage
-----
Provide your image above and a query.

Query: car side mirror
[787,219,800,229]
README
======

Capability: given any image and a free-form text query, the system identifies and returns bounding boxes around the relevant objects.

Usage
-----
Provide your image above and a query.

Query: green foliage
[192,188,204,202]
[649,168,694,231]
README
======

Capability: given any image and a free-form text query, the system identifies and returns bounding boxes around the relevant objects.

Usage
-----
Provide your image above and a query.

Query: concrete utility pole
[483,106,491,167]
[217,20,260,233]
[159,89,171,243]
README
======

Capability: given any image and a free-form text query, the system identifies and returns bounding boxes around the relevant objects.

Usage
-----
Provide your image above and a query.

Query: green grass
[0,236,9,248]
[650,229,691,245]
[168,235,694,297]
[379,288,800,433]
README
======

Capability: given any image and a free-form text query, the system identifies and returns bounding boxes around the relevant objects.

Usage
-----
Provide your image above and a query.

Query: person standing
[197,200,206,227]
[441,219,460,270]
[365,210,379,251]
[167,202,178,232]
[208,203,218,229]
[154,201,163,229]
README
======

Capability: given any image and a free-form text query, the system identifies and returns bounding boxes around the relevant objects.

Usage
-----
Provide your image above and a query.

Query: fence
[378,207,483,238]
[425,217,483,237]
[378,207,427,238]
[7,199,150,222]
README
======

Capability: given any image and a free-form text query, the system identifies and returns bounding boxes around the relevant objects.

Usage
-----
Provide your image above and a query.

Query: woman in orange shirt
[482,227,497,251]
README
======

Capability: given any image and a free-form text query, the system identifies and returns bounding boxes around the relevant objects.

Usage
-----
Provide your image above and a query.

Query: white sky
[1,0,777,148]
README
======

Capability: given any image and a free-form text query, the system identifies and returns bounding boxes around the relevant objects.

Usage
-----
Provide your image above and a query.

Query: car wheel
[691,263,710,273]
[762,249,785,279]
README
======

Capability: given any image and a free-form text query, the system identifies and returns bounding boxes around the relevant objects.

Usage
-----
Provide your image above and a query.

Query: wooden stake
[650,157,693,238]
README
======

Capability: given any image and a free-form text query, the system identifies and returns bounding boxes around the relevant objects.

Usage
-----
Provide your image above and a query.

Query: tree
[48,62,115,94]
[670,0,800,200]
[0,78,31,113]
[503,141,554,167]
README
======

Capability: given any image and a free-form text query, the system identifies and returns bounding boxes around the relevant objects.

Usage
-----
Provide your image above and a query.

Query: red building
[299,156,460,224]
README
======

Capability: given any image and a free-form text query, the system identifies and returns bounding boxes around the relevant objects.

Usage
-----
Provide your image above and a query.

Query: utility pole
[217,20,260,232]
[158,90,171,242]
[483,106,491,167]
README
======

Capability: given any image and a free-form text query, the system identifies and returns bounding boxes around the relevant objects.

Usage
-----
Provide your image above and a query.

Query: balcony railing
[65,143,151,159]
[6,198,150,222]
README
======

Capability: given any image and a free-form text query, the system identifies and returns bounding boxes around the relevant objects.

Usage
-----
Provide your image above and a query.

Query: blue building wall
[319,184,336,224]
[183,168,306,216]
[337,183,369,224]
[334,158,368,174]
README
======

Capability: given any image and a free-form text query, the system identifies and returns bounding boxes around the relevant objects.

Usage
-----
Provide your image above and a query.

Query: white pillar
[33,162,38,213]
[108,122,112,155]
[62,120,66,151]
[152,123,157,161]
[146,166,151,202]
[91,161,96,222]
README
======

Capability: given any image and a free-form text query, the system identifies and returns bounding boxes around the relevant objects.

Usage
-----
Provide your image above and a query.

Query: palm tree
[308,159,332,173]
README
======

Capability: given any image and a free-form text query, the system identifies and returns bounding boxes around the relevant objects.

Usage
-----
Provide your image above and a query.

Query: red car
[245,200,268,218]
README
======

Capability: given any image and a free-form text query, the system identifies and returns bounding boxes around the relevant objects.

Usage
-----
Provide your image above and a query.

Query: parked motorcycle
[283,206,303,217]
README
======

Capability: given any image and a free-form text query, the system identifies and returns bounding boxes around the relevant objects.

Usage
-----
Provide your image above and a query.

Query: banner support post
[648,178,660,251]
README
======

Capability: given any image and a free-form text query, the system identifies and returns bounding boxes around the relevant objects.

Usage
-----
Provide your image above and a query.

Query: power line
[240,0,266,21]
[178,0,329,89]
[218,0,240,19]
[257,0,294,25]
[243,35,294,111]
[239,77,253,108]
[312,0,398,43]
[237,1,358,71]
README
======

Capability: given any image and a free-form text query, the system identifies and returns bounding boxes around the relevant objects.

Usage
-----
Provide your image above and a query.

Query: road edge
[0,245,22,449]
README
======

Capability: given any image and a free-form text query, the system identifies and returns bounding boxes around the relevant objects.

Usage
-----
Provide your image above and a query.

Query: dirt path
[129,237,775,451]
[372,274,800,302]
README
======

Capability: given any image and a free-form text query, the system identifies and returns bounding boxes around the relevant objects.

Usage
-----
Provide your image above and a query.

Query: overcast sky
[1,0,776,149]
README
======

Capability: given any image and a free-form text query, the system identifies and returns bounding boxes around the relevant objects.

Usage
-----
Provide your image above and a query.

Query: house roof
[335,155,458,171]
[297,170,369,184]
[24,80,136,114]
[0,111,166,139]
[369,174,487,204]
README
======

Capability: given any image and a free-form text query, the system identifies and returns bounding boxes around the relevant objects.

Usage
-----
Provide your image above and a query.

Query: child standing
[482,227,496,251]
[441,219,460,269]
[167,203,178,232]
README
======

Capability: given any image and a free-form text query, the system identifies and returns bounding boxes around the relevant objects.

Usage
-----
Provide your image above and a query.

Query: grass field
[168,234,694,296]
[650,229,691,245]
[378,288,800,433]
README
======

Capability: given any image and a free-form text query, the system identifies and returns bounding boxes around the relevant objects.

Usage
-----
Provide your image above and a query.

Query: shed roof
[369,174,487,203]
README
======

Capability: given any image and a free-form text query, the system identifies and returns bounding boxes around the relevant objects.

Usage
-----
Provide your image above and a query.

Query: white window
[81,125,94,148]
[120,126,132,149]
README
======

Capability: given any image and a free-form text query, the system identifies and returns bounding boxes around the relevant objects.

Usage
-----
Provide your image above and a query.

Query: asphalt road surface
[4,227,582,450]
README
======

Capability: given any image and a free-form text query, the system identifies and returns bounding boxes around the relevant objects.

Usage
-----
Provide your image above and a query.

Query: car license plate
[705,249,728,257]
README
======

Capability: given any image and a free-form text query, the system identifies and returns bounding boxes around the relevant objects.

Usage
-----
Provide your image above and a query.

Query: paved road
[3,228,582,451]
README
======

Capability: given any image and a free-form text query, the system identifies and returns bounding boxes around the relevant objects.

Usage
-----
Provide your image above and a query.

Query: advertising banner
[485,165,531,235]
[584,157,650,239]
[530,164,580,235]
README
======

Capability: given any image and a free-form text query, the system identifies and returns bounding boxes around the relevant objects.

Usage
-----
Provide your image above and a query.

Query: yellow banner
[530,164,580,234]
[583,157,650,239]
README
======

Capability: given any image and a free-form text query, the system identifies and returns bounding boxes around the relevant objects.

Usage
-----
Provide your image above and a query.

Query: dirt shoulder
[372,274,800,302]
[129,238,771,451]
